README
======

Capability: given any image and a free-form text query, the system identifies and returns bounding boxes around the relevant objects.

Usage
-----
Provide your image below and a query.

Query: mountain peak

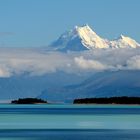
[49,25,140,51]
[75,25,109,49]
[120,34,125,39]
[111,34,140,48]
[75,24,90,29]
[75,24,97,35]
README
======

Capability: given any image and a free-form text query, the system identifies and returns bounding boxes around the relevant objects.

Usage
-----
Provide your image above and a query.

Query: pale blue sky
[0,0,140,47]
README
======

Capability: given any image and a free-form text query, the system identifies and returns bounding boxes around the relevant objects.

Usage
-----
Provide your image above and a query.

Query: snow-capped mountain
[0,25,140,103]
[49,25,140,51]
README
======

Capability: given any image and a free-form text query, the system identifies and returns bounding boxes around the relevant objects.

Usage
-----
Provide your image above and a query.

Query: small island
[11,98,48,104]
[73,96,140,105]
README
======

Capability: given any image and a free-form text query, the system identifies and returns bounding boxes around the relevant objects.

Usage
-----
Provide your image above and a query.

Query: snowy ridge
[50,25,140,51]
[110,35,140,48]
[76,25,109,49]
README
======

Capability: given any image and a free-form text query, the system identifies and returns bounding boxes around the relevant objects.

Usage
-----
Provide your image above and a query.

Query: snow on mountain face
[76,25,109,49]
[50,25,140,51]
[110,35,140,48]
[50,26,88,51]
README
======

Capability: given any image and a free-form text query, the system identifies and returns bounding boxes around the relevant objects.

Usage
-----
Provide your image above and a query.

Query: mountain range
[0,25,140,103]
[39,25,140,102]
[49,25,140,51]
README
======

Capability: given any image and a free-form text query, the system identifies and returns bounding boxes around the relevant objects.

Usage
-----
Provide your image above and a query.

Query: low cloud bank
[0,48,140,77]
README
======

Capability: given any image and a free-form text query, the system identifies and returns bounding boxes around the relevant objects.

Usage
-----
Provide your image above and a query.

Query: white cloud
[0,68,11,77]
[74,56,108,71]
[126,55,140,70]
[0,48,140,77]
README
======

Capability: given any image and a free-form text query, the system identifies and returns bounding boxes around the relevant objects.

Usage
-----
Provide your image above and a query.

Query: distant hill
[0,72,85,100]
[39,70,140,103]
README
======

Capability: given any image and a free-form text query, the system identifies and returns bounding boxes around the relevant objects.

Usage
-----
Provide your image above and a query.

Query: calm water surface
[0,104,140,140]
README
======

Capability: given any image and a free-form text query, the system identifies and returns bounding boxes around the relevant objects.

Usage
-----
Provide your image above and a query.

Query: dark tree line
[11,98,47,104]
[73,96,140,104]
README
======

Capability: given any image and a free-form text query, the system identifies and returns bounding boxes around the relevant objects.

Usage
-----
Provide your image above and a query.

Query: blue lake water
[0,104,140,140]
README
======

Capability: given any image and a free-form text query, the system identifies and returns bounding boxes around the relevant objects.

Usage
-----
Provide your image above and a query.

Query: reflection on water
[0,104,140,140]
